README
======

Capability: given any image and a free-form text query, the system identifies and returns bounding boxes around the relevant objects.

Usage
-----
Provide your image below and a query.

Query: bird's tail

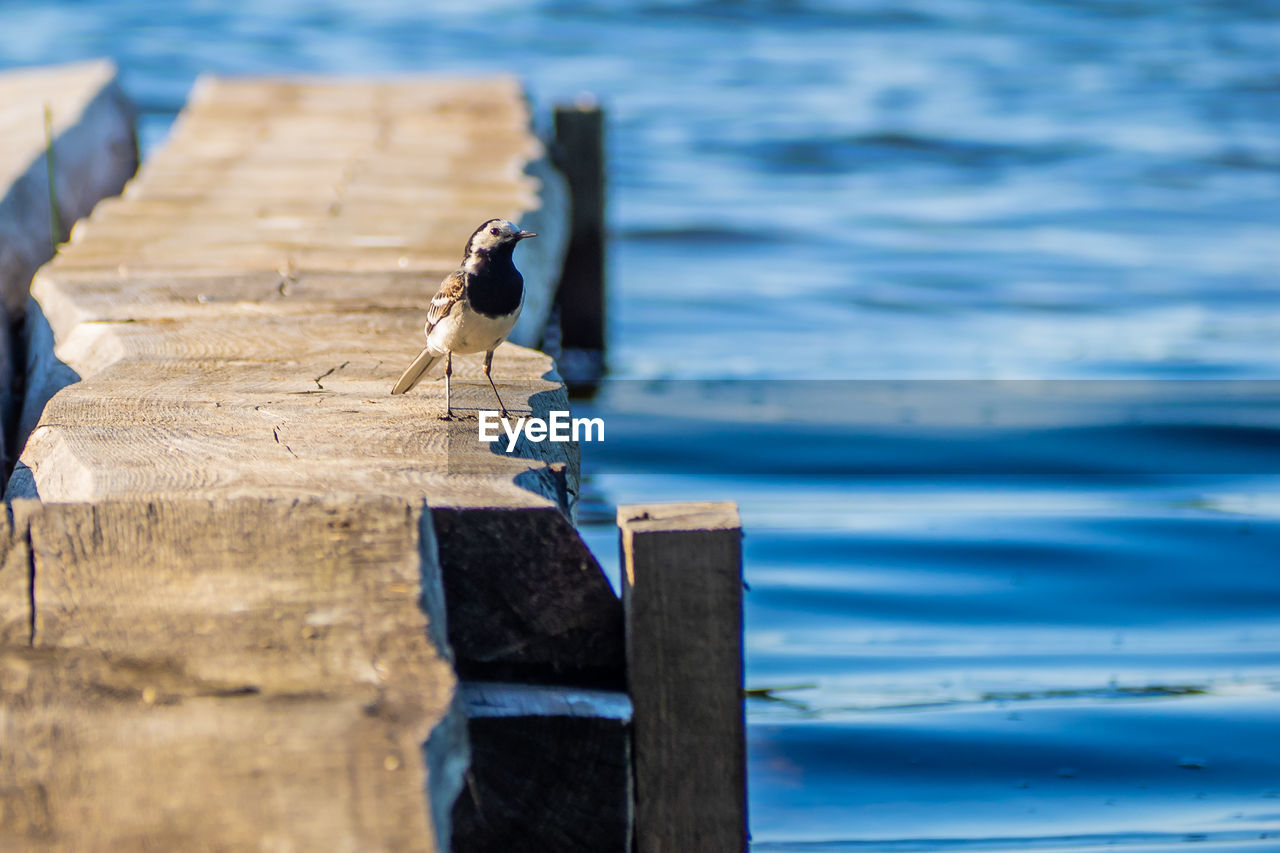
[390,347,442,395]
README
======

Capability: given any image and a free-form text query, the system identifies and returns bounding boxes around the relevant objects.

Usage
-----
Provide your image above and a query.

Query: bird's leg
[440,352,454,421]
[483,349,508,418]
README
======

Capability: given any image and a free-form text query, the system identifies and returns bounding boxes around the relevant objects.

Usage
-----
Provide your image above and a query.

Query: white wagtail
[390,219,536,418]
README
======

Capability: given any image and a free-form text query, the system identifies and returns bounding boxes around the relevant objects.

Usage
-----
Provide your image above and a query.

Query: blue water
[4,1,1280,848]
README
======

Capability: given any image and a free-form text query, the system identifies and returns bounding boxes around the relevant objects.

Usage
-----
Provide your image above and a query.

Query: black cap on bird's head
[464,218,537,258]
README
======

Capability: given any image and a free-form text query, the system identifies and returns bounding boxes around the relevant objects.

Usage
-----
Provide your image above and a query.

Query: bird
[390,219,536,418]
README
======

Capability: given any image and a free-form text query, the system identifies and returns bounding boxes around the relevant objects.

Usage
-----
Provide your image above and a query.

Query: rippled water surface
[4,1,1280,848]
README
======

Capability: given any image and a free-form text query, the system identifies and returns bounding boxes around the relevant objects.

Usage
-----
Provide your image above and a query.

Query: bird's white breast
[427,297,522,356]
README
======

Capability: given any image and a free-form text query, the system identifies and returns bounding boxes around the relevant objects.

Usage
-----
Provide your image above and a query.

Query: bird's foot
[439,410,456,421]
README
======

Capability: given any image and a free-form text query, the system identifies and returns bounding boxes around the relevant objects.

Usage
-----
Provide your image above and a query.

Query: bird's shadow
[504,368,578,519]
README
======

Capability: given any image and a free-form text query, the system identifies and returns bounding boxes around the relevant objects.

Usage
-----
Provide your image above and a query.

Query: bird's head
[464,219,537,259]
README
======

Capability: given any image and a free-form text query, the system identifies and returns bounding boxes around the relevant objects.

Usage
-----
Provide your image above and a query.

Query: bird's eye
[489,227,500,236]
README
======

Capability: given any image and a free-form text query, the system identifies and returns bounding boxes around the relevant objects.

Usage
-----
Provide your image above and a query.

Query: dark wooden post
[618,502,747,853]
[552,101,606,392]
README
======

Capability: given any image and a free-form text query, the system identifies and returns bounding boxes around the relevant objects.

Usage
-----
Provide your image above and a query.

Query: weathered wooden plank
[24,270,450,338]
[0,500,34,645]
[0,60,136,316]
[619,502,747,853]
[85,195,523,221]
[0,60,137,467]
[29,499,442,691]
[47,246,461,275]
[0,647,446,852]
[0,497,463,851]
[13,347,573,509]
[452,682,632,853]
[433,507,623,687]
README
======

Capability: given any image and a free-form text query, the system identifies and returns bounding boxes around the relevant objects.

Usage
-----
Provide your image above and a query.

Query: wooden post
[552,101,606,392]
[618,502,747,853]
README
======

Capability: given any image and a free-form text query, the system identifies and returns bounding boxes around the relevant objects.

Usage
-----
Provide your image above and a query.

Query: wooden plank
[0,647,448,852]
[0,497,463,852]
[0,500,35,645]
[619,502,747,853]
[460,681,632,721]
[0,60,137,467]
[0,60,136,316]
[551,102,607,389]
[13,337,571,510]
[433,507,624,687]
[452,682,632,853]
[28,498,446,692]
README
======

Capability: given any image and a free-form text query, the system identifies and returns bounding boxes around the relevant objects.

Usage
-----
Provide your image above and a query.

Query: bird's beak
[516,230,537,240]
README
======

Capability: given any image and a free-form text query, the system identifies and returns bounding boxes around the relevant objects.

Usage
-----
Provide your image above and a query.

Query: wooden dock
[0,71,630,852]
[0,66,745,852]
[12,74,573,509]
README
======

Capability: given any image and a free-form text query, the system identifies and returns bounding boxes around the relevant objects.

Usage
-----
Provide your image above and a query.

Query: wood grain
[619,501,747,853]
[0,60,137,466]
[12,74,575,516]
[0,497,462,852]
[0,60,136,315]
[0,500,35,645]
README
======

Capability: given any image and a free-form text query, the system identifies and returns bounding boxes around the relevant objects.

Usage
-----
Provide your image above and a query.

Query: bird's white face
[465,219,534,256]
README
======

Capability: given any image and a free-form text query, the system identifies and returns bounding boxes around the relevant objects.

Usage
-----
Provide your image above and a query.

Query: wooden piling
[619,502,747,853]
[552,101,607,390]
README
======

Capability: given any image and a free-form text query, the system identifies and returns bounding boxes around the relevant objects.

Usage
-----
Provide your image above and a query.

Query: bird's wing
[426,268,467,332]
[389,269,465,395]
